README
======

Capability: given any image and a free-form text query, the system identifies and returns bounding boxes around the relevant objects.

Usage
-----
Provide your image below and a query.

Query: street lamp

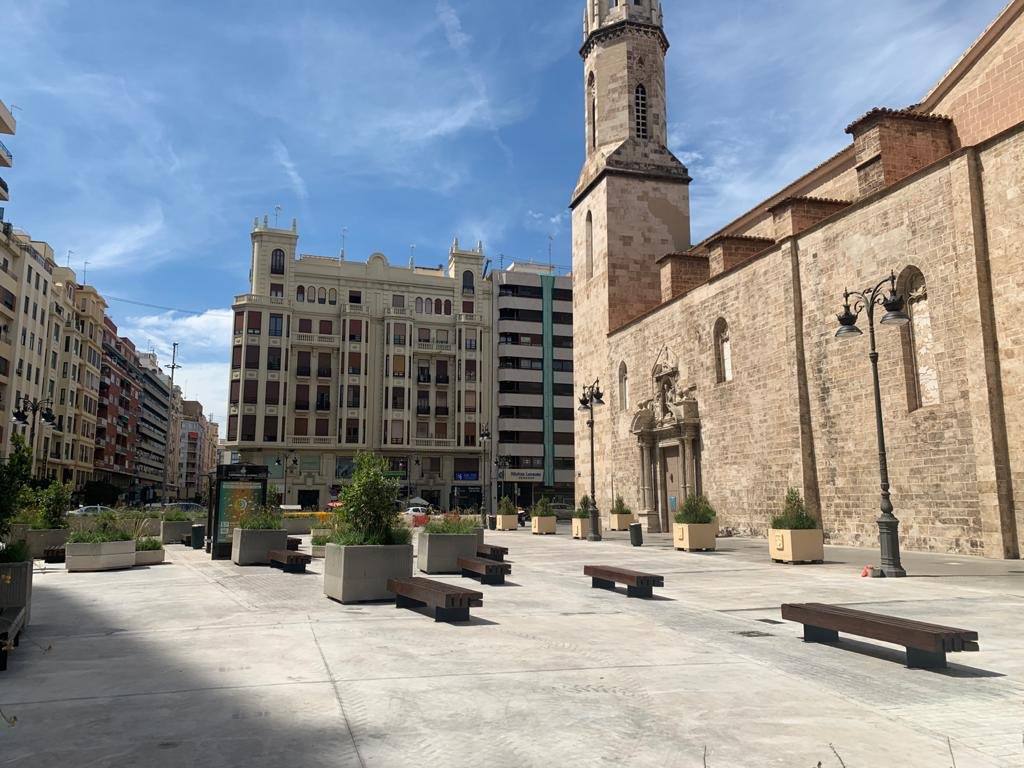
[578,380,605,542]
[494,455,510,505]
[12,396,56,477]
[480,426,492,527]
[835,271,911,577]
[274,453,298,505]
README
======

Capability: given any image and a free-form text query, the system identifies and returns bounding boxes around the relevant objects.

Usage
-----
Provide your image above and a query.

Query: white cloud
[436,0,472,52]
[272,139,308,200]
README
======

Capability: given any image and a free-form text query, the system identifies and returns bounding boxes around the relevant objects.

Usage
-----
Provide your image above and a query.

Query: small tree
[575,495,593,519]
[771,487,818,530]
[335,453,409,545]
[531,497,555,518]
[611,495,632,516]
[39,481,73,530]
[0,435,33,539]
[498,497,516,517]
[675,494,716,525]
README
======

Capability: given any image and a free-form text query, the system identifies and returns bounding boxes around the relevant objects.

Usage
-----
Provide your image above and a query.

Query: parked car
[549,503,574,521]
[166,503,205,517]
[68,505,118,517]
[406,506,431,517]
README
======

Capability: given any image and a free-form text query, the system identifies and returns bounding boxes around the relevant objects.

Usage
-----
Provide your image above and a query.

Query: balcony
[457,313,482,323]
[233,294,288,308]
[417,373,431,384]
[435,376,450,385]
[413,438,456,449]
[384,307,408,317]
[435,406,449,416]
[0,176,7,202]
[296,367,311,378]
[317,368,332,378]
[295,332,340,347]
[416,405,431,416]
[0,138,11,168]
[416,340,453,353]
[315,399,331,411]
[0,100,14,135]
[462,287,475,296]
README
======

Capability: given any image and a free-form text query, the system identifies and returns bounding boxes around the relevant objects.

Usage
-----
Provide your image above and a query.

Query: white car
[406,506,431,516]
[68,505,118,516]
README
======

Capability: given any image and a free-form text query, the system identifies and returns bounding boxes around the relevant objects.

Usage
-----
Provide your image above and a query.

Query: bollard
[191,524,206,550]
[629,522,643,547]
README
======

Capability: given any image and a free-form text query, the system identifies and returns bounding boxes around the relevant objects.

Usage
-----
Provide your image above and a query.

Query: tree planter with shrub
[418,516,480,574]
[232,507,287,566]
[66,514,137,572]
[134,537,166,566]
[769,488,824,564]
[531,498,557,535]
[673,495,718,552]
[1,437,36,623]
[324,453,412,604]
[311,534,329,558]
[23,480,73,558]
[495,497,518,531]
[572,496,594,539]
[608,496,635,532]
[282,513,318,535]
[160,509,197,544]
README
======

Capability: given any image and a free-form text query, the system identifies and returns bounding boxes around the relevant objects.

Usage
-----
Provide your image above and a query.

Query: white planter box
[495,514,519,531]
[323,544,413,604]
[417,532,478,574]
[673,522,717,552]
[532,516,557,535]
[160,521,194,544]
[66,540,136,573]
[572,517,592,539]
[769,528,824,564]
[135,549,166,566]
[311,545,327,558]
[608,513,635,531]
[231,529,288,566]
[27,528,69,558]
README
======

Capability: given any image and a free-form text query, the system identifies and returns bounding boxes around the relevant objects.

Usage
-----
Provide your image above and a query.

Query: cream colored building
[0,98,14,203]
[226,219,493,510]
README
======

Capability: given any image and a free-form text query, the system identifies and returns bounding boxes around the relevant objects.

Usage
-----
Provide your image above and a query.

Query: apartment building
[180,399,217,501]
[490,263,575,509]
[0,98,13,205]
[227,218,493,511]
[135,352,172,502]
[165,384,183,501]
[94,318,140,493]
[45,266,105,488]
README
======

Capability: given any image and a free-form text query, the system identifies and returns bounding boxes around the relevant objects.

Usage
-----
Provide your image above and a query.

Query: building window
[270,249,285,275]
[618,362,628,410]
[462,270,475,296]
[634,84,649,139]
[349,290,361,305]
[296,286,305,303]
[269,314,283,337]
[328,289,337,305]
[444,300,452,316]
[424,298,433,315]
[714,318,732,383]
[588,71,596,151]
[319,319,333,335]
[392,294,405,309]
[415,297,424,313]
[270,283,284,298]
[898,267,939,410]
[318,287,327,305]
[585,211,594,279]
[306,285,315,303]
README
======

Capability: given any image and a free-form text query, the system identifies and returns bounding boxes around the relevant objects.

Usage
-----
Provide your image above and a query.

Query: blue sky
[1,0,1008,420]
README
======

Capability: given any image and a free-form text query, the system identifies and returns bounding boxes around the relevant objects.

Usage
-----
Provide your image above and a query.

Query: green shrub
[674,494,716,525]
[0,540,31,564]
[574,496,594,519]
[770,488,818,530]
[423,516,479,535]
[161,509,194,522]
[311,534,331,546]
[68,528,133,543]
[335,453,408,545]
[38,481,72,530]
[135,537,163,551]
[237,505,284,530]
[498,497,516,517]
[0,435,33,542]
[611,495,632,516]
[531,498,556,518]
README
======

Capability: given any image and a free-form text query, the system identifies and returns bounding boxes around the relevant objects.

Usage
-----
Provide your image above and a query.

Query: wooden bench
[43,546,65,564]
[286,537,301,551]
[476,543,508,562]
[0,606,27,672]
[387,577,482,622]
[584,565,664,598]
[781,602,980,669]
[458,556,511,586]
[268,549,312,574]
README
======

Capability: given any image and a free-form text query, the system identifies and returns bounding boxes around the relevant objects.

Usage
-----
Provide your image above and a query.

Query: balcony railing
[0,138,11,165]
[436,376,450,385]
[435,406,449,416]
[416,405,431,416]
[296,367,311,377]
[413,437,456,449]
[417,374,431,384]
[317,368,332,378]
[295,401,310,411]
[234,294,288,307]
[315,399,331,411]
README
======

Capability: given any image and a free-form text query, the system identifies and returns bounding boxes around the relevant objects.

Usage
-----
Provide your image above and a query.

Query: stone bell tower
[571,0,693,512]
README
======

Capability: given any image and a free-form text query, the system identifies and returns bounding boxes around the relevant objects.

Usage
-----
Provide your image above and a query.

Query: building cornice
[570,165,691,210]
[580,20,669,59]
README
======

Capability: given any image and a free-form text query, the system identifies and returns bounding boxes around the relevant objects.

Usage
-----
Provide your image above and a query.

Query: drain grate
[757,619,784,625]
[734,630,773,638]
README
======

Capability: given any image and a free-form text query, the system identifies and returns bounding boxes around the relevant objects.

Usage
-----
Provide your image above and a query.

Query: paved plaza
[2,527,1023,767]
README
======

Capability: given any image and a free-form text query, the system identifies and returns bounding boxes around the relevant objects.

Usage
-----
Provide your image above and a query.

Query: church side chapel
[572,0,1024,558]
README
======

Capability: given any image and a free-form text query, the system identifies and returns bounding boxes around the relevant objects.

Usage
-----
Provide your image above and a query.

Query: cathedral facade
[572,0,1024,558]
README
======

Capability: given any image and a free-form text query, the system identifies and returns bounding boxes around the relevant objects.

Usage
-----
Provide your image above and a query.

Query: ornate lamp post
[494,455,510,504]
[578,380,605,542]
[11,396,56,478]
[274,453,298,505]
[480,426,492,526]
[835,271,911,577]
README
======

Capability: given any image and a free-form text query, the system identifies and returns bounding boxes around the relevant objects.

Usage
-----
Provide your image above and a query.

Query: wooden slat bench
[584,565,664,598]
[458,556,511,586]
[0,606,27,672]
[781,603,980,669]
[286,537,301,551]
[476,543,508,562]
[387,577,483,622]
[269,549,313,574]
[43,546,65,564]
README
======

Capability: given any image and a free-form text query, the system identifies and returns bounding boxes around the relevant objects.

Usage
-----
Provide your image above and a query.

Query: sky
[0,0,1009,423]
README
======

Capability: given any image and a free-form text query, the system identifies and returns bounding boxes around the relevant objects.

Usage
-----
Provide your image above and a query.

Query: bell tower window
[588,72,597,151]
[635,85,648,139]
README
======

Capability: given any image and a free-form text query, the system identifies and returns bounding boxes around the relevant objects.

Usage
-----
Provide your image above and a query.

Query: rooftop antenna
[274,205,282,228]
[548,234,554,265]
[499,253,506,270]
[340,226,348,260]
[82,260,90,283]
[162,342,182,504]
[65,249,74,267]
[409,244,416,270]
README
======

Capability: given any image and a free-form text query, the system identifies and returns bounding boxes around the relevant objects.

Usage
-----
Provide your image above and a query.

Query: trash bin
[191,524,205,550]
[487,515,497,531]
[629,522,643,547]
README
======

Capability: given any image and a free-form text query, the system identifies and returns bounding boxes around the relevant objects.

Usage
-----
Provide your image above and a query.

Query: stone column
[639,440,652,513]
[678,433,689,504]
[650,443,664,533]
[684,428,698,498]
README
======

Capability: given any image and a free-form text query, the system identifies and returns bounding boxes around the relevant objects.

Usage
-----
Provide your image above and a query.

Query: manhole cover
[757,619,784,625]
[734,630,773,638]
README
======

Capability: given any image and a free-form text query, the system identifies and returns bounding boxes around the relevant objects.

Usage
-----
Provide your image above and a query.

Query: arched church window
[898,266,939,410]
[714,318,732,383]
[585,211,594,280]
[618,362,629,410]
[296,286,305,303]
[270,249,285,275]
[588,72,597,152]
[635,84,649,139]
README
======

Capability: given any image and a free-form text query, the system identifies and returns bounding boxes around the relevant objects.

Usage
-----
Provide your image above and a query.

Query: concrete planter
[8,524,29,543]
[27,528,69,558]
[135,549,166,566]
[608,513,635,532]
[160,521,194,544]
[475,527,485,546]
[532,516,557,535]
[572,517,591,539]
[231,528,288,566]
[495,514,519,531]
[324,543,413,604]
[673,522,717,552]
[310,527,333,540]
[417,532,477,574]
[311,545,327,558]
[769,528,824,564]
[0,560,33,625]
[66,540,136,572]
[283,516,318,535]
